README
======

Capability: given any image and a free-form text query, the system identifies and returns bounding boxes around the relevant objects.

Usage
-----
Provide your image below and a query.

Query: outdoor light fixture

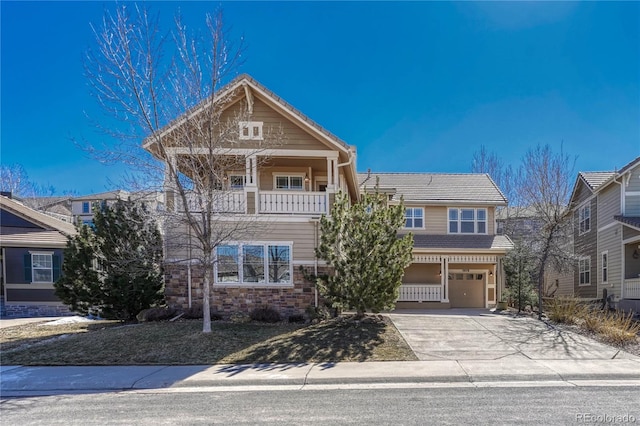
[489,271,494,277]
[304,174,310,183]
[223,174,229,181]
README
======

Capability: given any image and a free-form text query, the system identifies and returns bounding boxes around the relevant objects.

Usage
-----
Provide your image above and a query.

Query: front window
[579,257,591,285]
[448,208,487,234]
[404,208,424,228]
[229,175,245,190]
[32,253,53,283]
[82,202,90,214]
[216,243,292,285]
[579,204,591,234]
[275,175,304,190]
[601,252,608,283]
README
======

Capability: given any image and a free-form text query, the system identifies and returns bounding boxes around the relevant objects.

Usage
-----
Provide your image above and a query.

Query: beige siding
[220,98,332,151]
[597,225,623,301]
[164,219,318,262]
[403,263,440,284]
[403,205,496,235]
[548,270,574,297]
[597,184,621,227]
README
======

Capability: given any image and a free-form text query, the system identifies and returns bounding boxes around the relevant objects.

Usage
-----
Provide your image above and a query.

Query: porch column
[442,257,449,302]
[326,157,334,190]
[245,155,257,214]
[164,155,177,212]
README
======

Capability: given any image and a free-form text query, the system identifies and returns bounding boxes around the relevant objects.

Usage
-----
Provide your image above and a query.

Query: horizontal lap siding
[625,166,640,216]
[598,184,621,227]
[405,206,495,235]
[598,225,622,300]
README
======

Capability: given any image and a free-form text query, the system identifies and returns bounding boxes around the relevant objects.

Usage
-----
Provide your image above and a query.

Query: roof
[146,73,354,154]
[406,234,513,251]
[72,190,130,201]
[358,173,508,205]
[617,156,640,175]
[0,196,76,236]
[614,215,640,231]
[579,172,616,191]
[0,227,69,246]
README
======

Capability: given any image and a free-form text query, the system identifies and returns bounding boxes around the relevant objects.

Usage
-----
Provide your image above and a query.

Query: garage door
[448,273,484,308]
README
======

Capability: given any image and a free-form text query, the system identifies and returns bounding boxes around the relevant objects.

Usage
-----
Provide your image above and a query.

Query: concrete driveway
[388,309,637,361]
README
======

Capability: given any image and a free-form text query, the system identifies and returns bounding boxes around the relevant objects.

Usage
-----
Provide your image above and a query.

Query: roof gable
[0,196,76,236]
[357,172,508,205]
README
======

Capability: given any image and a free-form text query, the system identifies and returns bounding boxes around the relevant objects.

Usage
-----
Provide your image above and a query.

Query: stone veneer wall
[1,301,73,318]
[164,264,328,318]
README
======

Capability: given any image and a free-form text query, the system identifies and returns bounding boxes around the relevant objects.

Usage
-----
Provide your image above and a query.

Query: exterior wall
[164,263,326,317]
[549,270,574,297]
[598,183,621,226]
[625,165,640,216]
[403,263,440,284]
[220,98,331,151]
[1,301,72,318]
[400,205,496,235]
[3,247,64,304]
[597,225,623,301]
[573,183,597,298]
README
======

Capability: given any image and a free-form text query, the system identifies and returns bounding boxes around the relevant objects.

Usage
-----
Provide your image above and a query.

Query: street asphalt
[2,309,640,396]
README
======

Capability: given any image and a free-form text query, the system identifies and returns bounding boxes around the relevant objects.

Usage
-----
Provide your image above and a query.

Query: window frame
[238,121,263,141]
[273,174,305,191]
[228,174,245,190]
[215,242,293,287]
[601,251,608,284]
[447,208,488,235]
[578,203,591,235]
[30,252,54,283]
[82,201,90,214]
[579,256,591,286]
[404,207,424,229]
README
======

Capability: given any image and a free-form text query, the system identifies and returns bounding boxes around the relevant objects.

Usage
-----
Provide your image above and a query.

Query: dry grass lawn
[0,316,417,365]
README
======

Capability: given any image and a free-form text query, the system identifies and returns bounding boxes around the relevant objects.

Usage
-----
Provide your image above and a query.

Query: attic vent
[239,121,263,140]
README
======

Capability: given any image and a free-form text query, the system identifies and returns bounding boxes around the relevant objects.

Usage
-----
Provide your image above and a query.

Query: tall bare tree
[84,4,282,332]
[471,145,515,205]
[515,144,576,319]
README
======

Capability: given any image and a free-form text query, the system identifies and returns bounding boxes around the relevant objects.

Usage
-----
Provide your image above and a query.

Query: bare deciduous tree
[84,4,282,332]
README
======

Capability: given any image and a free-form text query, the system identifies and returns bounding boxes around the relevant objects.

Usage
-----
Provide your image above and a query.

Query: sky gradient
[2,1,639,195]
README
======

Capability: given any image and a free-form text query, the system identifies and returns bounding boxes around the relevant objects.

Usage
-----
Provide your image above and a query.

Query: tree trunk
[202,265,212,333]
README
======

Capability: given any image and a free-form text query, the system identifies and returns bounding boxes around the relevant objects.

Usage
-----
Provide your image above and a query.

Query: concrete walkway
[2,309,639,396]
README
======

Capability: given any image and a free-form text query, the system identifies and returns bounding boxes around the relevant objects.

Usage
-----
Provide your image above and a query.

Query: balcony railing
[179,191,245,213]
[624,278,640,300]
[259,191,327,214]
[397,284,442,302]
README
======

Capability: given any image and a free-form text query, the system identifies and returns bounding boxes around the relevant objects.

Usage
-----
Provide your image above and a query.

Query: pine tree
[316,185,414,317]
[55,200,164,320]
[504,240,537,313]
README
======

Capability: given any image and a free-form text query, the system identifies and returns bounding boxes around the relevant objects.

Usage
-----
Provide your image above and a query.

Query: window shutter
[53,254,62,281]
[24,254,32,282]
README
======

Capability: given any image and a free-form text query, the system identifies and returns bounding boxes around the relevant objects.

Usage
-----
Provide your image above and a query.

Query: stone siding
[1,301,73,318]
[164,264,327,318]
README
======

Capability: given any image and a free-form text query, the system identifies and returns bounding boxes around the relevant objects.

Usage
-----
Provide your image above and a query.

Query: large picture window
[448,208,487,234]
[216,243,292,285]
[404,208,424,228]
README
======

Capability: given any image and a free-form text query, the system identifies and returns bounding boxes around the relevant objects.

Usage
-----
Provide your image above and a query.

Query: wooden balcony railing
[397,284,442,302]
[259,191,327,214]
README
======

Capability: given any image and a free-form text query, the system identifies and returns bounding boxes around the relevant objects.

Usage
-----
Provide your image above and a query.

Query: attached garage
[448,273,485,308]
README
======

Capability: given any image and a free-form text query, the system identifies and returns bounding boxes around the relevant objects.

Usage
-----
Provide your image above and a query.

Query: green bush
[181,304,222,321]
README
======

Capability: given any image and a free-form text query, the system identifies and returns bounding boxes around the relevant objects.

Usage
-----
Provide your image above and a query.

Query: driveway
[388,309,637,361]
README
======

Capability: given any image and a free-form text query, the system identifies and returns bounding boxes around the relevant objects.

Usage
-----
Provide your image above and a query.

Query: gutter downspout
[612,174,624,300]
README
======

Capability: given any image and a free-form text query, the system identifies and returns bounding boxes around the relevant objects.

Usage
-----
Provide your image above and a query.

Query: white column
[326,157,333,189]
[442,257,450,302]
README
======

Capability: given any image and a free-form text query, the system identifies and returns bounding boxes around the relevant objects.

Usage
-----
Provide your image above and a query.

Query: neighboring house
[496,206,543,241]
[18,196,73,223]
[360,173,512,309]
[148,74,513,316]
[0,195,76,317]
[555,157,640,313]
[70,190,131,226]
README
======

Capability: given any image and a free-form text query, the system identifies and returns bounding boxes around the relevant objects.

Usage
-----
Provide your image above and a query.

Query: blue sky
[2,1,639,195]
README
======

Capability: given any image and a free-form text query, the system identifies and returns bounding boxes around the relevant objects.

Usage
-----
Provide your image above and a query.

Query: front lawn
[0,316,417,365]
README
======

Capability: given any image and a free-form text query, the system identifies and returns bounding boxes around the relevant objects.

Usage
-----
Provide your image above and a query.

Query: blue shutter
[53,254,62,281]
[24,254,32,282]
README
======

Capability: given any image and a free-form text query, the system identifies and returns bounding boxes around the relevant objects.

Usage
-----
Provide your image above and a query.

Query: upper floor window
[215,242,292,285]
[82,201,90,214]
[239,121,263,140]
[404,208,424,228]
[448,208,487,234]
[579,204,591,234]
[275,175,304,190]
[579,256,591,286]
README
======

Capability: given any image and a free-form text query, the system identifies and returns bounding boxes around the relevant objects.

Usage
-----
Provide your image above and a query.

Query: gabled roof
[406,234,513,251]
[579,172,616,191]
[144,73,354,155]
[357,172,508,205]
[0,195,76,237]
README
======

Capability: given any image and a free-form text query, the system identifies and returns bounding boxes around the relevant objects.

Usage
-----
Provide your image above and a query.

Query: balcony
[179,191,246,213]
[259,191,327,215]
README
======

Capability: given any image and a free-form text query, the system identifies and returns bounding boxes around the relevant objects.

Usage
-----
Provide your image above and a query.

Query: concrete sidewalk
[3,357,640,396]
